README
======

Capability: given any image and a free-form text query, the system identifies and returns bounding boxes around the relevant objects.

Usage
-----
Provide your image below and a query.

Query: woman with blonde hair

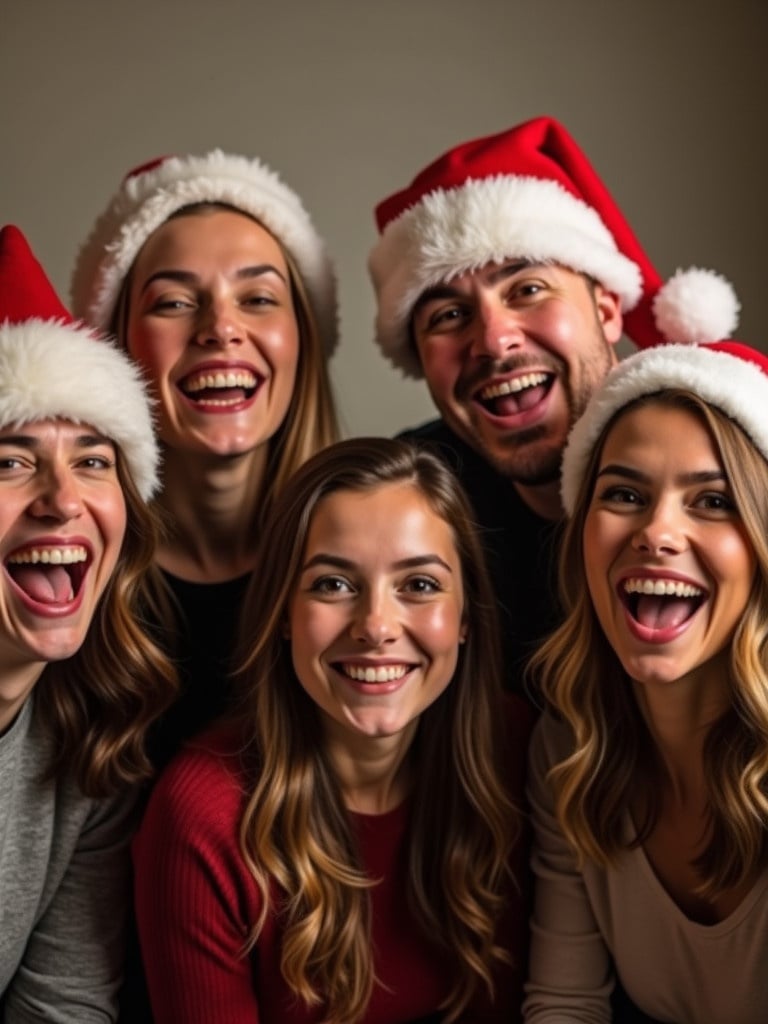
[524,341,768,1023]
[70,150,339,764]
[134,436,532,1023]
[0,225,175,1019]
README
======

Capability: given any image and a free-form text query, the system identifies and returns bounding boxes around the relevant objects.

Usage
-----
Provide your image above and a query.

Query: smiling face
[125,207,300,458]
[582,402,756,693]
[412,262,622,489]
[288,481,466,749]
[0,420,127,726]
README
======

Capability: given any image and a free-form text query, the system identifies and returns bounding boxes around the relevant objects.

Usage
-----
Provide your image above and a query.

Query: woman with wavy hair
[70,150,339,767]
[134,436,532,1023]
[524,341,768,1024]
[0,225,175,1019]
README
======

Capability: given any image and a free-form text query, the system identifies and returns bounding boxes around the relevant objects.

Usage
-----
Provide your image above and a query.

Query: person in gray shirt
[0,225,175,1021]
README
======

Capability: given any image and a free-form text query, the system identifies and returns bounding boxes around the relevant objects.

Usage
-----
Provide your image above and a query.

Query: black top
[147,570,252,771]
[399,418,563,699]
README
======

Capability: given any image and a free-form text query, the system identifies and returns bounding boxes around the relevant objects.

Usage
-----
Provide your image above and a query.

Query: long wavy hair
[110,202,339,636]
[35,449,178,798]
[233,437,517,1023]
[532,390,768,897]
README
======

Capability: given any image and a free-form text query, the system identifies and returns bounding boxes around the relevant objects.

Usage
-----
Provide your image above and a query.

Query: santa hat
[70,150,338,352]
[560,340,768,516]
[369,116,740,378]
[0,225,159,500]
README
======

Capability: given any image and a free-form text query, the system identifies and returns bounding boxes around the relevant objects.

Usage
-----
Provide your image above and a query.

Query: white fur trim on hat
[71,150,338,353]
[368,174,643,379]
[0,319,159,500]
[560,344,768,516]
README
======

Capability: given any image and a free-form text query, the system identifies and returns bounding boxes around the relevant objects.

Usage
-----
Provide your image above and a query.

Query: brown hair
[234,437,518,1022]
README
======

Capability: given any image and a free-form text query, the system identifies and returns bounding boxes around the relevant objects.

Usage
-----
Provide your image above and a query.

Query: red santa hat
[369,116,740,378]
[560,340,768,516]
[0,225,159,500]
[70,150,338,352]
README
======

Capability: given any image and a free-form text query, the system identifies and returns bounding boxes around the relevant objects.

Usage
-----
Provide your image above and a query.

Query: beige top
[524,711,768,1024]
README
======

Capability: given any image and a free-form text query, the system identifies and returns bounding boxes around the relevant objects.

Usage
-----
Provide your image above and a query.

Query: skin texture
[127,209,300,460]
[583,403,756,700]
[412,261,622,519]
[0,420,126,730]
[288,481,467,811]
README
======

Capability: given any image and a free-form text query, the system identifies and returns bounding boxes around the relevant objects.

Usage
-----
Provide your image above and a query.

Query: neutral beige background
[3,0,766,438]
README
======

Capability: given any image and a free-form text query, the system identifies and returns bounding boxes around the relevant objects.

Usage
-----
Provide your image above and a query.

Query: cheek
[418,341,463,396]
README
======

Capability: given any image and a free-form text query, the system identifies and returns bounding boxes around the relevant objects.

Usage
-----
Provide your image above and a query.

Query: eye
[401,574,442,596]
[692,491,737,514]
[76,454,116,471]
[417,303,471,335]
[508,279,546,301]
[240,293,278,309]
[594,484,644,506]
[309,575,354,596]
[148,295,197,314]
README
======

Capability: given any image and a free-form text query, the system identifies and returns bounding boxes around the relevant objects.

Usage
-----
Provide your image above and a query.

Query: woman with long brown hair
[0,225,175,1019]
[70,151,339,765]
[525,341,768,1023]
[134,437,532,1023]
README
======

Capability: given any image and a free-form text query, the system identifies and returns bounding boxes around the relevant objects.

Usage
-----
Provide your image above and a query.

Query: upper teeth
[624,578,703,598]
[7,546,87,565]
[184,370,257,392]
[343,664,409,683]
[481,373,548,400]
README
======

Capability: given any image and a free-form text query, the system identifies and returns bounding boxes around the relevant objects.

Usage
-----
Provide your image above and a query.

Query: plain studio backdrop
[2,0,766,439]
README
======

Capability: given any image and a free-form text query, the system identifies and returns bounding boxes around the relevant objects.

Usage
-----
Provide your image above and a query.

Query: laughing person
[71,150,339,767]
[133,437,532,1023]
[0,226,174,1019]
[524,341,768,1023]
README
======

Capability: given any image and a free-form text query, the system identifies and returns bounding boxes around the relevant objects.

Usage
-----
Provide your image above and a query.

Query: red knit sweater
[133,699,531,1022]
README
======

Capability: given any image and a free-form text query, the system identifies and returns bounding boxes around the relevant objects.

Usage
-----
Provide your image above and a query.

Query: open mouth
[179,368,260,408]
[621,577,706,631]
[475,372,553,416]
[333,662,412,684]
[5,545,89,605]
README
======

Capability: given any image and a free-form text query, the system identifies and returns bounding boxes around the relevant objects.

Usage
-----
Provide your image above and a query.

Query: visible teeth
[623,578,703,598]
[7,546,87,565]
[343,664,409,683]
[184,370,257,392]
[481,373,548,400]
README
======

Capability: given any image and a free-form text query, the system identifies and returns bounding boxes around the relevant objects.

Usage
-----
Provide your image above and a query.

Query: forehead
[305,482,457,555]
[0,418,111,445]
[600,401,718,465]
[132,207,288,276]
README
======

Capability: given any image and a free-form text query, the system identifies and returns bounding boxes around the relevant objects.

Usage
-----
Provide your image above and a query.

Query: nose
[468,297,523,360]
[350,589,401,646]
[631,499,686,556]
[194,300,244,348]
[28,466,84,523]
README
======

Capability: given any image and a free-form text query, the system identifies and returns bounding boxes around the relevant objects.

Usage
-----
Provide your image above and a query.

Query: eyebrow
[411,260,533,320]
[596,464,726,486]
[0,433,116,450]
[139,263,288,294]
[301,553,454,573]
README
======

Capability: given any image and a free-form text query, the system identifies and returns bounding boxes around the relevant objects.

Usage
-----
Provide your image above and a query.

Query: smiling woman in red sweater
[133,437,532,1023]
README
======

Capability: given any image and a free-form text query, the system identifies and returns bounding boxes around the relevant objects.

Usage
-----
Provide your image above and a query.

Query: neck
[0,661,43,736]
[155,444,269,582]
[323,719,418,815]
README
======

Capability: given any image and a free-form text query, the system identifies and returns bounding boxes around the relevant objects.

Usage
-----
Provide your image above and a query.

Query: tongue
[12,565,74,604]
[635,595,693,630]
[489,384,548,416]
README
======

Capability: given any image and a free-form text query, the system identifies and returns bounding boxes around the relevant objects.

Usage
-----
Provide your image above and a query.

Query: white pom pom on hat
[0,225,159,500]
[368,116,740,378]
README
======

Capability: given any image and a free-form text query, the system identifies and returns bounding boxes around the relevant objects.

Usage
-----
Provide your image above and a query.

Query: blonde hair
[234,437,518,1023]
[532,390,768,896]
[35,450,177,797]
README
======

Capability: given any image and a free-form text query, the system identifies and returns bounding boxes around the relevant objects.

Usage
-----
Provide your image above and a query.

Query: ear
[459,619,468,645]
[593,284,624,348]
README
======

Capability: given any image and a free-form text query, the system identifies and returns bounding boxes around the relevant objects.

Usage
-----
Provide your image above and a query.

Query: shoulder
[142,725,247,841]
